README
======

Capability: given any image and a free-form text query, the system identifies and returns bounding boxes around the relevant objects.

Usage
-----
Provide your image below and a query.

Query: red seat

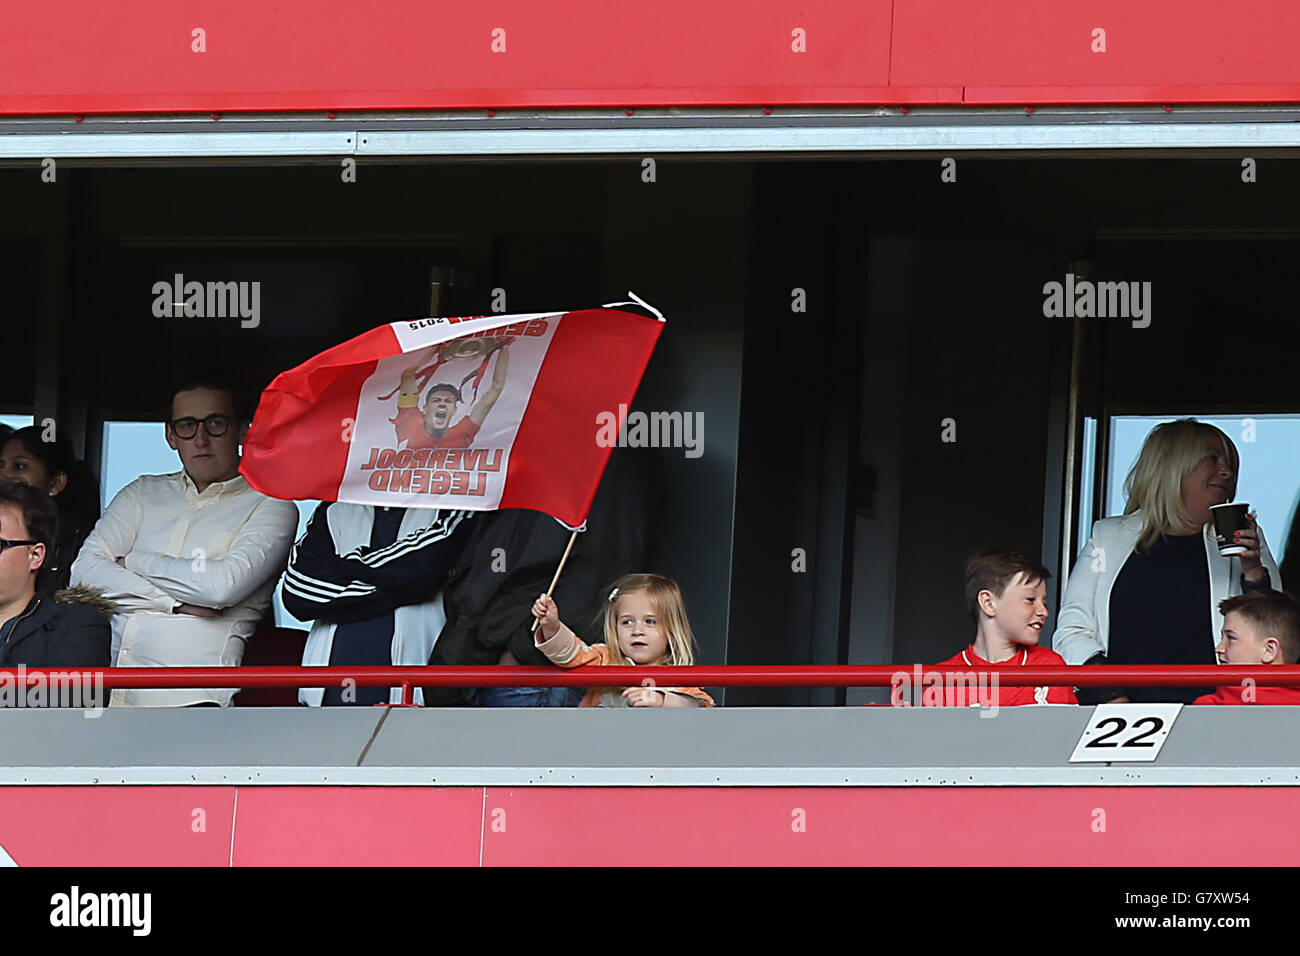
[234,624,309,706]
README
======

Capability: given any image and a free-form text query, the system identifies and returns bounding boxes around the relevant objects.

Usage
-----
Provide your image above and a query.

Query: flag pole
[531,529,579,633]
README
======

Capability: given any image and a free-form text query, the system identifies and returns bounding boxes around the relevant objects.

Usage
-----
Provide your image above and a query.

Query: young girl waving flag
[532,573,714,708]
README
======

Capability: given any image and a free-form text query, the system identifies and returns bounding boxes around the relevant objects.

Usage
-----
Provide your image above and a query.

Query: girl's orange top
[535,623,715,708]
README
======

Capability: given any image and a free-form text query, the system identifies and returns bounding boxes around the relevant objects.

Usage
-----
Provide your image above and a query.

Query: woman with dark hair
[0,427,101,594]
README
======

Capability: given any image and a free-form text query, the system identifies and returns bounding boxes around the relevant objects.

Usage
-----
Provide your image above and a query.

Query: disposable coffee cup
[1210,502,1250,556]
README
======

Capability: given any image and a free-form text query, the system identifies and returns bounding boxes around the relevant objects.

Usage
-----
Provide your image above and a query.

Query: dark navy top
[324,506,406,706]
[1107,531,1215,704]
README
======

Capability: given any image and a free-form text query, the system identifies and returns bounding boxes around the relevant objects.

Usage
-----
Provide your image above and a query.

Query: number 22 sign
[1068,703,1183,763]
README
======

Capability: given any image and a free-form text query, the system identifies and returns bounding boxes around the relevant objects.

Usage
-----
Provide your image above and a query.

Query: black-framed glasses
[168,414,233,439]
[0,538,38,553]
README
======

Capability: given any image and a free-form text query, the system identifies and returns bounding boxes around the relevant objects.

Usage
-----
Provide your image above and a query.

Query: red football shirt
[1195,683,1300,705]
[933,644,1078,706]
[393,405,480,450]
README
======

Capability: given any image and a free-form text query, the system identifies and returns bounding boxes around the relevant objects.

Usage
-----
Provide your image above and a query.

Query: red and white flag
[241,300,664,528]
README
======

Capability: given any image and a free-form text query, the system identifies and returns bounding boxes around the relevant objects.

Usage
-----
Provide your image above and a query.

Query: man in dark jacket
[0,482,111,683]
[423,447,663,706]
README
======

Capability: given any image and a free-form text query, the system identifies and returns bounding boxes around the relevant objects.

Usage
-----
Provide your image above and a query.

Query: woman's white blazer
[1052,512,1280,665]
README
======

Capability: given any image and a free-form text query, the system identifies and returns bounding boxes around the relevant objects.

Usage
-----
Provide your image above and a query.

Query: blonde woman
[531,573,714,707]
[1054,419,1280,703]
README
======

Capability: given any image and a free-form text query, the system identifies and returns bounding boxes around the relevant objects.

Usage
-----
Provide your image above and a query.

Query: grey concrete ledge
[0,705,1295,786]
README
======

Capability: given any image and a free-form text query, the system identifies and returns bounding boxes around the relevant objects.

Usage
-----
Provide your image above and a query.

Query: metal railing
[0,664,1294,706]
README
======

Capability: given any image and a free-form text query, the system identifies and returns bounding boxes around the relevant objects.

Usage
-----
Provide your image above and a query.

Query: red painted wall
[3,1,1299,116]
[0,785,1295,865]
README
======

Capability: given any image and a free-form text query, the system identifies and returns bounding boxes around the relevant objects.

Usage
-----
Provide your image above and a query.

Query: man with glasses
[0,482,109,675]
[71,375,298,706]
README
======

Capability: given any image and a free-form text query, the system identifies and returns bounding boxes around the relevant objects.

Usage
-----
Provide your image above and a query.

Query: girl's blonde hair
[1122,418,1238,551]
[599,573,697,666]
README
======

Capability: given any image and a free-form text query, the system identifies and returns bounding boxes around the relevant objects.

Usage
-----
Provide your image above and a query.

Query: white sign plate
[1069,703,1183,763]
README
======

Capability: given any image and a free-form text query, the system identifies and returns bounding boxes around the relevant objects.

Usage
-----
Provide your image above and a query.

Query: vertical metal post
[429,277,443,319]
[1059,314,1085,586]
[35,180,70,436]
[1093,316,1115,525]
[429,265,454,319]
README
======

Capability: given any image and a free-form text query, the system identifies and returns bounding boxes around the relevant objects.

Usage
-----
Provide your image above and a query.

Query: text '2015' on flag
[240,299,665,529]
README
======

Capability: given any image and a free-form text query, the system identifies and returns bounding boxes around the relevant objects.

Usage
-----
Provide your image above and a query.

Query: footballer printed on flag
[348,311,562,510]
[242,304,664,528]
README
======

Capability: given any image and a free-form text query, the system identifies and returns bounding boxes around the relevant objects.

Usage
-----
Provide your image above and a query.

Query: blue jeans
[471,686,584,708]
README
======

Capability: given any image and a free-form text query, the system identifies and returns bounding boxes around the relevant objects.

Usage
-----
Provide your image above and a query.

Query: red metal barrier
[1,663,1296,701]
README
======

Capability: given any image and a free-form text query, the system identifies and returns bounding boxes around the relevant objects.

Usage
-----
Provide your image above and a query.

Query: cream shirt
[71,471,299,707]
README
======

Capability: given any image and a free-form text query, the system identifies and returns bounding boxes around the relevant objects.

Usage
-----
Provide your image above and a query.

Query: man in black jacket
[0,482,110,680]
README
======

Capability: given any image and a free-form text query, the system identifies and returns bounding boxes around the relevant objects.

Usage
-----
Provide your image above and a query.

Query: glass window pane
[100,422,179,506]
[0,414,34,431]
[1107,415,1300,567]
[1078,416,1097,556]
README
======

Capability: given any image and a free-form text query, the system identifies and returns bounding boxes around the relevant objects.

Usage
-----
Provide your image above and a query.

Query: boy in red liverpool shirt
[1195,591,1300,705]
[935,550,1077,706]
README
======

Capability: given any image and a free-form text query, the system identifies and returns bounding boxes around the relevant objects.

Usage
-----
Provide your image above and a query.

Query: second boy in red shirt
[936,550,1077,706]
[1195,590,1300,705]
